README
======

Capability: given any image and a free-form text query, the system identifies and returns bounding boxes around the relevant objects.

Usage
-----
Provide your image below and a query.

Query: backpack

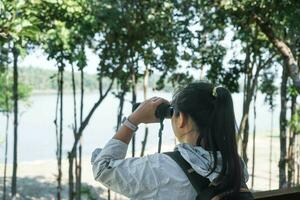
[164,151,254,200]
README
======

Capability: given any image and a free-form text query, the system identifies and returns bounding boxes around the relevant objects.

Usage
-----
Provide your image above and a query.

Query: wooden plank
[254,187,300,199]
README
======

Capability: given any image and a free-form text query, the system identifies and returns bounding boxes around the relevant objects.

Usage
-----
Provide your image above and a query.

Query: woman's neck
[178,130,199,146]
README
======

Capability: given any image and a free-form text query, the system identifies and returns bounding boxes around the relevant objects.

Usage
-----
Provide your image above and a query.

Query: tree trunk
[279,65,288,188]
[239,71,252,165]
[54,69,60,199]
[251,86,257,189]
[238,48,251,161]
[3,101,9,200]
[76,145,82,200]
[287,94,297,187]
[141,128,149,157]
[69,65,77,200]
[141,66,149,157]
[240,103,250,165]
[76,69,84,200]
[116,89,126,131]
[269,108,274,190]
[108,190,111,200]
[110,85,126,200]
[11,45,19,198]
[131,72,137,157]
[68,155,74,200]
[239,51,267,166]
[57,66,64,200]
[296,135,300,185]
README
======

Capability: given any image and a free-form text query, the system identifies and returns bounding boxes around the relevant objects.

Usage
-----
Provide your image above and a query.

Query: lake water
[0,90,280,163]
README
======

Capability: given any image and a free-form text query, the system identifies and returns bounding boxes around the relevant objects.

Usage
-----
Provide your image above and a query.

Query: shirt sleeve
[91,138,160,199]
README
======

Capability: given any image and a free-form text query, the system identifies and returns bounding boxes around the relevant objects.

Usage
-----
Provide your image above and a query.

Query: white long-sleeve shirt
[91,139,248,200]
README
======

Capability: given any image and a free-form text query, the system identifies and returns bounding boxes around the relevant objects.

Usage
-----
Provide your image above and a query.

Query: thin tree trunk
[57,66,64,200]
[294,133,299,185]
[3,103,9,200]
[54,70,60,199]
[279,65,288,188]
[269,108,274,190]
[69,65,77,200]
[287,94,297,187]
[141,66,149,157]
[238,48,251,161]
[76,144,82,200]
[108,190,111,200]
[76,69,84,200]
[241,106,250,165]
[237,48,251,147]
[110,85,126,200]
[131,72,137,157]
[297,135,300,185]
[68,155,74,200]
[71,65,78,139]
[116,89,126,131]
[240,71,252,165]
[11,45,19,198]
[251,86,257,189]
[3,65,9,200]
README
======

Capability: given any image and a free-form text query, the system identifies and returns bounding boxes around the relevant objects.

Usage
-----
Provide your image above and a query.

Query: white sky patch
[19,47,100,75]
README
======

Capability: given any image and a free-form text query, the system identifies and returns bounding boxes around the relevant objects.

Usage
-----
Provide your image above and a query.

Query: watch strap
[122,117,138,132]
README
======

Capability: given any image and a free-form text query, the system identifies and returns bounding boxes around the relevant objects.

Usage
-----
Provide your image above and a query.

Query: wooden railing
[254,187,300,200]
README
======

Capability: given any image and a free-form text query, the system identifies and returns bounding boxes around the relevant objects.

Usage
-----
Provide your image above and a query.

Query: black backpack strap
[164,151,210,194]
[164,151,254,200]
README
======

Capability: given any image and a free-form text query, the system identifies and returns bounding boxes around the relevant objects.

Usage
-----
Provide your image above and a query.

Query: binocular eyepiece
[133,102,174,119]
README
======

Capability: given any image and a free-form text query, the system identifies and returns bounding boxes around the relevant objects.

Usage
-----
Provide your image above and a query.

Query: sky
[19,47,100,74]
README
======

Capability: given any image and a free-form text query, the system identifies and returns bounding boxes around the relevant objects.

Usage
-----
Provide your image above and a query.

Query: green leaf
[20,26,40,39]
[43,0,57,3]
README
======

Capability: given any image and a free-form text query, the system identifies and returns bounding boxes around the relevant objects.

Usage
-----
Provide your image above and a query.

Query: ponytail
[210,87,242,194]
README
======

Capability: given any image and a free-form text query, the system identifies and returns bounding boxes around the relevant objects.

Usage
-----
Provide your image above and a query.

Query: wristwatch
[122,117,139,132]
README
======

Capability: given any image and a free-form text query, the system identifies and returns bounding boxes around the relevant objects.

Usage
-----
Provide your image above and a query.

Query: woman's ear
[177,112,188,128]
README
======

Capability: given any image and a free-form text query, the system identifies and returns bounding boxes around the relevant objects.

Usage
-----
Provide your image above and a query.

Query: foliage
[92,0,179,91]
[80,185,98,200]
[289,108,300,134]
[0,0,40,112]
[259,70,278,110]
[0,71,31,113]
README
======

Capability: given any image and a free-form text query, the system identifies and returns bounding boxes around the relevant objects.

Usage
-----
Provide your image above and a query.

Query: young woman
[91,82,251,199]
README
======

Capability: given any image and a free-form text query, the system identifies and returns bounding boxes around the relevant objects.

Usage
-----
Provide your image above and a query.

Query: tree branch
[253,14,300,92]
[70,79,114,156]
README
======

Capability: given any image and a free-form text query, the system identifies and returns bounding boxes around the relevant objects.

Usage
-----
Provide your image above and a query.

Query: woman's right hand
[128,97,169,125]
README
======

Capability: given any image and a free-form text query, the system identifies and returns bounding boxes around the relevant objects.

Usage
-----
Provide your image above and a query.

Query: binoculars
[133,102,174,119]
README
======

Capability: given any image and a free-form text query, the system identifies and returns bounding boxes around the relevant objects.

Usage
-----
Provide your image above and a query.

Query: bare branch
[70,79,114,156]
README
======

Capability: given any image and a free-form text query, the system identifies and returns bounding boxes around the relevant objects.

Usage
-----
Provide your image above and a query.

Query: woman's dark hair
[172,81,242,195]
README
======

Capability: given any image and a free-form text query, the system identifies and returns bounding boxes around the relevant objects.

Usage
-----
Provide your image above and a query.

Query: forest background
[1,0,300,199]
